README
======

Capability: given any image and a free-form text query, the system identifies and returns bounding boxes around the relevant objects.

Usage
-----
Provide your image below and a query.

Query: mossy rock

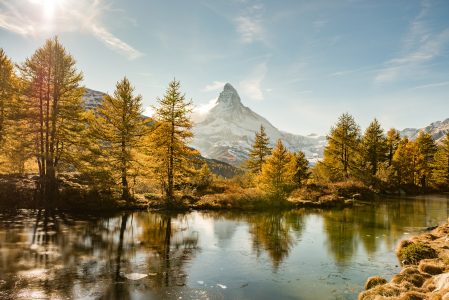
[397,242,437,265]
[364,276,387,290]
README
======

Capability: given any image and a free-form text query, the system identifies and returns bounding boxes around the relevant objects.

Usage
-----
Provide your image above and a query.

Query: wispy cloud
[412,81,449,90]
[0,0,142,60]
[234,3,265,44]
[375,1,449,83]
[201,81,226,92]
[192,98,218,123]
[239,62,267,101]
[91,24,142,60]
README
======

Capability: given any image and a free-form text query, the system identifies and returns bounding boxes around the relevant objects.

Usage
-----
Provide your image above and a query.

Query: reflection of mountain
[213,218,238,248]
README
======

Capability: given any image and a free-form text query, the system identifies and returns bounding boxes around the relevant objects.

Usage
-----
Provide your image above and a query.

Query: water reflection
[0,195,448,299]
[249,211,304,271]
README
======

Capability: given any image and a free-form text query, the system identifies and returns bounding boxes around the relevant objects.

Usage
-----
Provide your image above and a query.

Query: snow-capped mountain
[191,83,326,166]
[400,118,449,143]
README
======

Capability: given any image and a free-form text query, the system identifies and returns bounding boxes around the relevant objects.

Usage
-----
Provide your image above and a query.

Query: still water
[1,194,449,300]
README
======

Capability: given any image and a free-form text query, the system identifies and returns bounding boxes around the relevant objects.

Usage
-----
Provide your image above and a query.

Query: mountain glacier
[191,83,326,166]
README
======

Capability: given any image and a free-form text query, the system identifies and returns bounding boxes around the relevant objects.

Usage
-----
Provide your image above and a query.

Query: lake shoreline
[359,220,449,300]
[1,173,445,213]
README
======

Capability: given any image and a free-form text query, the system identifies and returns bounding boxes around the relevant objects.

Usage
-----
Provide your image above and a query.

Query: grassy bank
[358,221,449,300]
[0,174,366,211]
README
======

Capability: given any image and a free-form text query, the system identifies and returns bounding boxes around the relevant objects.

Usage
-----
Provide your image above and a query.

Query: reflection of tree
[322,208,356,264]
[322,197,449,264]
[136,212,199,288]
[0,211,200,299]
[249,211,304,271]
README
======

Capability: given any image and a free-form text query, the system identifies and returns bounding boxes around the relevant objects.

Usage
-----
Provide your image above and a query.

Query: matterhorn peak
[217,83,242,107]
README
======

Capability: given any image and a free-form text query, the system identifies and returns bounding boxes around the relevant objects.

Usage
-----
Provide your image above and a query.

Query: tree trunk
[167,109,175,207]
[121,139,129,201]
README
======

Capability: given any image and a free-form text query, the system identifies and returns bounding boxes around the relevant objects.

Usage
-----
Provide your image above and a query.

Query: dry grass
[195,187,275,210]
[418,259,445,275]
[364,276,387,290]
[360,222,449,300]
[358,284,402,300]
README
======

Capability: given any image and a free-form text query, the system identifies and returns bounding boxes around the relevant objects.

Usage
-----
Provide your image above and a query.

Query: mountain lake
[1,194,449,299]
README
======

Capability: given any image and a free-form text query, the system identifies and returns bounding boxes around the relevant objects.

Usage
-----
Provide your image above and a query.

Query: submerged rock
[124,273,148,280]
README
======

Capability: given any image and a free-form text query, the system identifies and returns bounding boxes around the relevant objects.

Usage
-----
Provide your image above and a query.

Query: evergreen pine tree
[291,150,310,187]
[18,37,84,200]
[392,138,420,185]
[386,128,401,167]
[415,132,437,188]
[0,48,14,147]
[432,133,449,187]
[88,77,149,200]
[323,113,361,180]
[360,119,387,175]
[259,139,295,200]
[2,78,34,174]
[194,163,213,189]
[150,79,196,206]
[246,125,272,174]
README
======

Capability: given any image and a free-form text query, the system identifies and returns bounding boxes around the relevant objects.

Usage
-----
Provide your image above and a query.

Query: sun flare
[29,0,65,19]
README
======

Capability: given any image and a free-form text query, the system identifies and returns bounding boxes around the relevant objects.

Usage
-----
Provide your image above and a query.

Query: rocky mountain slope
[400,118,449,143]
[83,88,106,110]
[191,83,326,166]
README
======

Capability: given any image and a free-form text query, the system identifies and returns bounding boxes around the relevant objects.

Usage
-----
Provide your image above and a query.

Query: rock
[433,273,449,291]
[364,276,387,290]
[124,273,148,280]
[352,193,362,200]
[344,199,354,206]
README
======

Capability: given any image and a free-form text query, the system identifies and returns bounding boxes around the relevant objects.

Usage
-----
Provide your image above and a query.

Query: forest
[1,38,449,210]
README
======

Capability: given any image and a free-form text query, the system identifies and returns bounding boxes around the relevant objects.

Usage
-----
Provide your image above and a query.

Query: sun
[29,0,65,19]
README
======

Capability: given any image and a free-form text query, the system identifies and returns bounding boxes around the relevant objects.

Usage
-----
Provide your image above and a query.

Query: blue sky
[1,0,448,135]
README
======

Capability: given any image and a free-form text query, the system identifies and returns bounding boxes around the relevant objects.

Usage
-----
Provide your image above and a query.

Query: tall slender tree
[432,133,449,187]
[150,79,195,206]
[291,150,310,187]
[245,125,272,174]
[360,119,387,175]
[0,49,15,146]
[416,131,437,188]
[323,113,360,180]
[259,139,295,200]
[392,138,420,185]
[88,77,149,200]
[18,38,84,199]
[386,128,401,167]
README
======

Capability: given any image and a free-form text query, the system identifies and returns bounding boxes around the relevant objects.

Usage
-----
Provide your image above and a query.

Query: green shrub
[397,242,437,265]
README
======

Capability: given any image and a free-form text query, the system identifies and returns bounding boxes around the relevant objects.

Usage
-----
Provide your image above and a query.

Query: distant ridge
[399,118,449,143]
[83,88,106,110]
